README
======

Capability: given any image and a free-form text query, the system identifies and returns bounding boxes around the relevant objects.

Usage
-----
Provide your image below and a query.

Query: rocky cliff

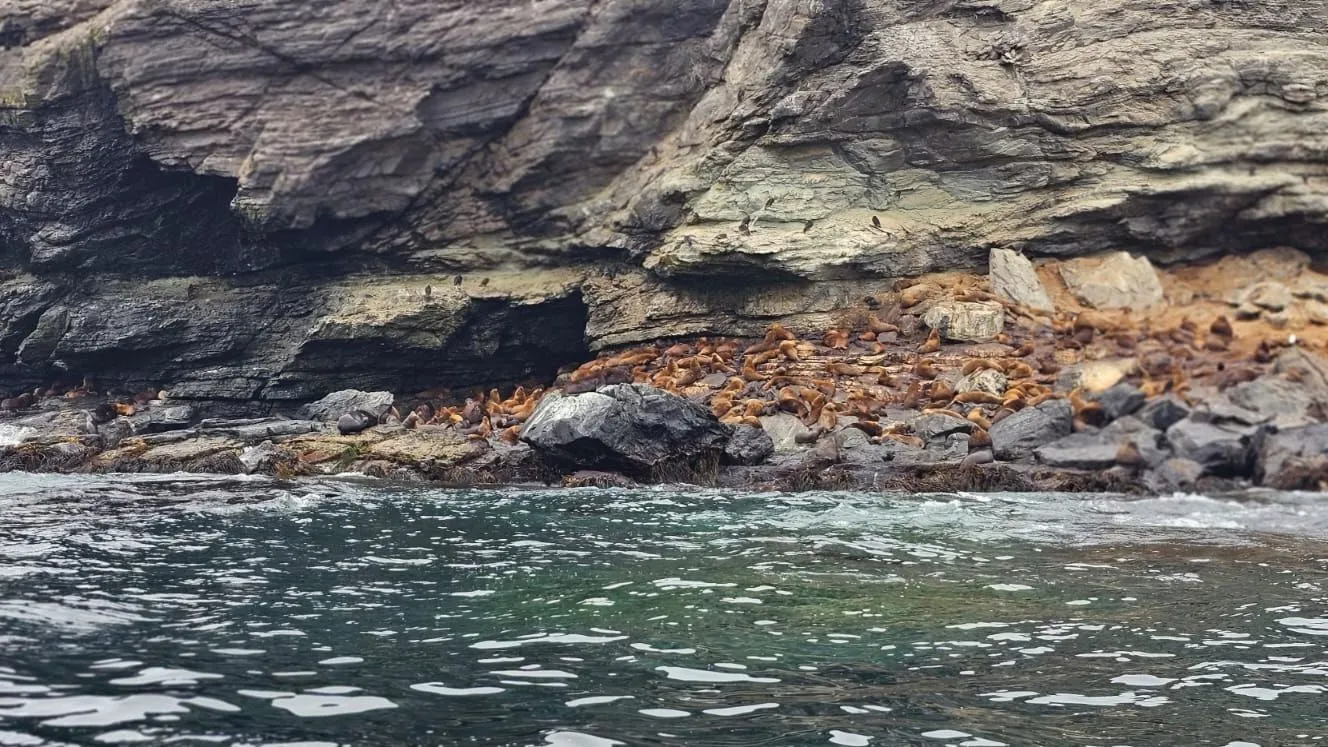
[2,0,1326,410]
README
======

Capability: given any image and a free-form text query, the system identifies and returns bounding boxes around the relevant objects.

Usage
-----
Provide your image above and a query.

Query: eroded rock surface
[1,0,1326,404]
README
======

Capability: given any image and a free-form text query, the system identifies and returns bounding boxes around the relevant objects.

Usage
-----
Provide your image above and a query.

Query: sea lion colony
[360,269,1311,461]
[0,256,1321,481]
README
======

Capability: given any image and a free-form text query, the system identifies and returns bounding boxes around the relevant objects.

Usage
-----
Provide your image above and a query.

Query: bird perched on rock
[738,215,751,235]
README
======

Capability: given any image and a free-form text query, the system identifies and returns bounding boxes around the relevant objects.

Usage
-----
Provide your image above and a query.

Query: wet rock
[991,399,1073,462]
[988,247,1053,312]
[1226,376,1312,427]
[1146,458,1206,493]
[922,301,1005,343]
[1165,418,1257,477]
[521,383,732,479]
[911,413,973,443]
[1059,252,1164,310]
[239,442,282,474]
[1035,417,1164,470]
[95,417,135,449]
[298,390,394,422]
[724,425,774,466]
[1138,395,1191,432]
[958,368,1007,397]
[1091,383,1146,422]
[758,413,812,453]
[127,404,195,435]
[199,417,324,442]
[562,471,638,489]
[1255,423,1328,490]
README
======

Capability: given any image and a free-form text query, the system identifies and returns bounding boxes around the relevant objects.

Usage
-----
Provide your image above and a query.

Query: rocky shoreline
[4,248,1328,495]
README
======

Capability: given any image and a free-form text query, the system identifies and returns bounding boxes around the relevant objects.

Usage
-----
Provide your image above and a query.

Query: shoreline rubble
[4,248,1328,495]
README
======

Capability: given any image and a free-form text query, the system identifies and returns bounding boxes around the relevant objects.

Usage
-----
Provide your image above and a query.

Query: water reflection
[0,475,1325,745]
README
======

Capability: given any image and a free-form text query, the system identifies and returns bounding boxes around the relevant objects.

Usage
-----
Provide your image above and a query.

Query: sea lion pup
[868,314,900,335]
[912,358,938,380]
[824,329,851,350]
[967,427,992,449]
[918,328,941,354]
[337,410,377,436]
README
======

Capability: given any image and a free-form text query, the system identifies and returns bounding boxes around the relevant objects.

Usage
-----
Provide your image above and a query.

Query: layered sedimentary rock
[1,0,1326,407]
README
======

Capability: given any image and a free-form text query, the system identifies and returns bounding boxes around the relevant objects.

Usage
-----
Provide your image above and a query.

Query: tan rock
[1059,252,1164,310]
[1079,358,1138,394]
[988,248,1054,312]
[959,368,1008,397]
[922,301,1005,342]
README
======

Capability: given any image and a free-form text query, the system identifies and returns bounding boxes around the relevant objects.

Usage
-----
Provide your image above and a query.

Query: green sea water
[0,474,1326,746]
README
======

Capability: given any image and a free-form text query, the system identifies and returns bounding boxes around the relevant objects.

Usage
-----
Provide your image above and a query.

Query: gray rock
[758,413,813,453]
[1035,416,1165,470]
[1035,432,1122,470]
[1165,418,1257,477]
[1091,383,1146,422]
[1233,281,1293,312]
[299,390,394,422]
[521,384,732,477]
[922,301,1005,343]
[1227,376,1313,427]
[989,247,1054,312]
[1146,458,1206,493]
[199,418,323,442]
[1138,395,1191,432]
[991,399,1073,462]
[239,442,282,475]
[958,368,1008,397]
[127,404,195,434]
[911,413,974,443]
[1254,423,1328,490]
[1190,397,1270,427]
[1059,252,1164,310]
[724,425,774,466]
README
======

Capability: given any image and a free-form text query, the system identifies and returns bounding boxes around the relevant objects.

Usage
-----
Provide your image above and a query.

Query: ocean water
[0,474,1325,746]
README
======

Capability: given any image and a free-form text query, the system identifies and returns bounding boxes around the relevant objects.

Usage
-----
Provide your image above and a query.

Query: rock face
[521,384,732,478]
[2,0,1327,403]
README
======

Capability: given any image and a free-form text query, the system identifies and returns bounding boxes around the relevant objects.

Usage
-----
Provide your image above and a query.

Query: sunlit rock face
[1,0,1325,406]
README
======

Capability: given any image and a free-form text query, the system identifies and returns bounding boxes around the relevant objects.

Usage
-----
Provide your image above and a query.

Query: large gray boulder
[1035,417,1165,470]
[991,399,1073,462]
[724,425,775,466]
[1059,252,1165,310]
[298,390,394,422]
[1255,423,1328,490]
[922,301,1005,342]
[1165,418,1257,477]
[521,384,733,478]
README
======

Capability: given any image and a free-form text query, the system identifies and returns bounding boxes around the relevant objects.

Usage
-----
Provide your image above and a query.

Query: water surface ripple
[0,474,1325,746]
